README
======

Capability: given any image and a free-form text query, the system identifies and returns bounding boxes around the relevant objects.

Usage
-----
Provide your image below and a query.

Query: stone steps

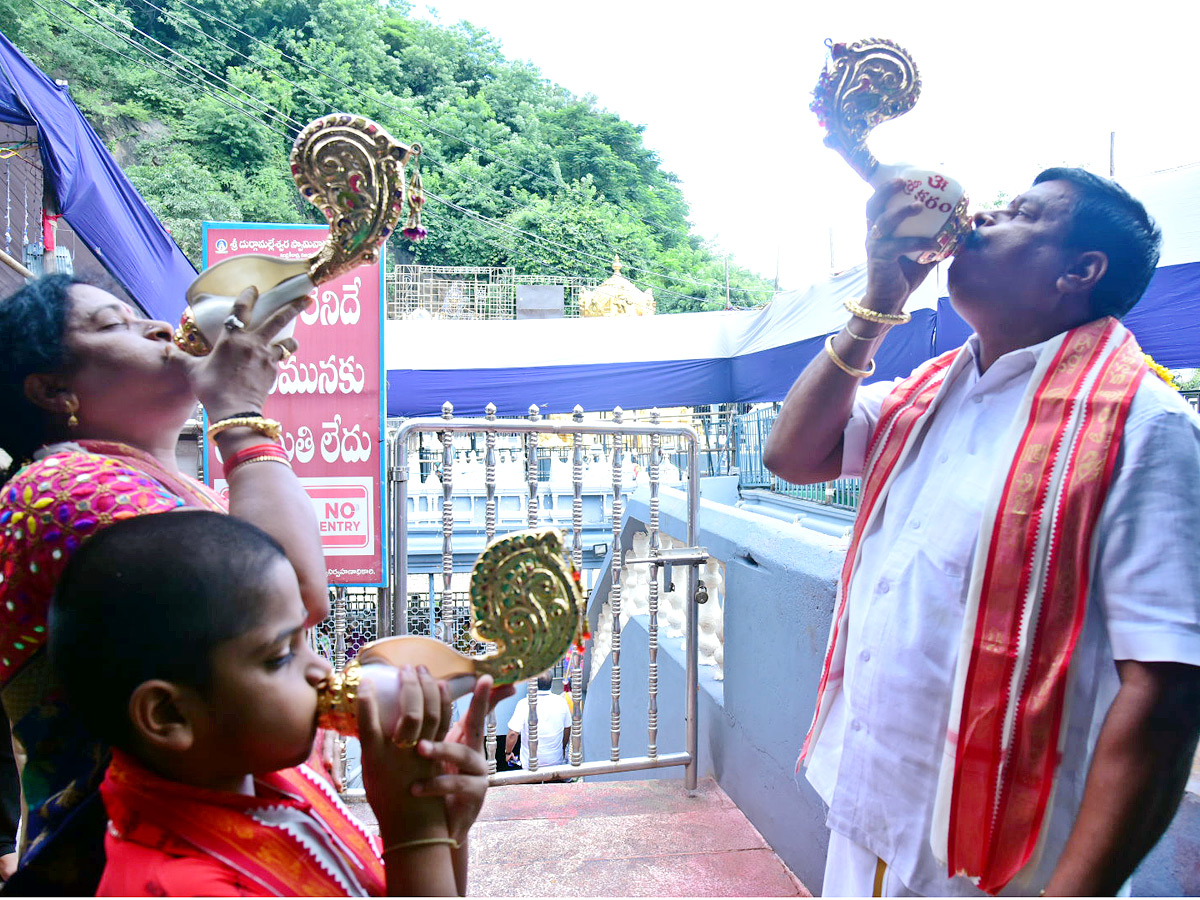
[347,776,810,897]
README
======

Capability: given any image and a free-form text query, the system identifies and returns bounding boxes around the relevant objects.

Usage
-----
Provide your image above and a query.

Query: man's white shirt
[508,690,572,769]
[805,334,1200,896]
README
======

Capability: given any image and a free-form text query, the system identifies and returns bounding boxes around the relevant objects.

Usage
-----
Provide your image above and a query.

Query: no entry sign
[201,222,388,587]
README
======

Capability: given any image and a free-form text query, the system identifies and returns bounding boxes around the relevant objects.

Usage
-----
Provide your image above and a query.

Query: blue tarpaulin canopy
[0,30,195,320]
[383,265,944,418]
[386,159,1200,418]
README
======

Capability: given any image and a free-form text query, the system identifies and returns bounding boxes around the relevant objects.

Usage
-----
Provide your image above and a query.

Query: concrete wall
[579,482,1200,896]
[581,484,846,893]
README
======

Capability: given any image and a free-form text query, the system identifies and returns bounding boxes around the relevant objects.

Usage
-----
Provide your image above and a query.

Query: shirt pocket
[919,470,992,579]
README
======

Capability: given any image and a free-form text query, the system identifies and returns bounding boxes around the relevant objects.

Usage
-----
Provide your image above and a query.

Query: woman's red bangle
[223,442,288,479]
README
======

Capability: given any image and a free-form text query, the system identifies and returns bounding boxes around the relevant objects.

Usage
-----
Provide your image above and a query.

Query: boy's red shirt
[98,749,384,897]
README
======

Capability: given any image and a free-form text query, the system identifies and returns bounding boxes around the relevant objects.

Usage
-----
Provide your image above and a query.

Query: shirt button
[910,519,921,530]
[851,719,863,732]
[878,581,890,594]
[973,395,984,404]
[938,453,949,463]
[860,650,871,662]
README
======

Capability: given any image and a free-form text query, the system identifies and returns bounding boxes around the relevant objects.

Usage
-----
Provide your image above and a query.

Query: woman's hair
[49,510,288,750]
[0,275,82,478]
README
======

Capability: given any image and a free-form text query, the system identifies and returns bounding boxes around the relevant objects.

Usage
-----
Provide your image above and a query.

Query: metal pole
[392,427,409,636]
[685,432,700,792]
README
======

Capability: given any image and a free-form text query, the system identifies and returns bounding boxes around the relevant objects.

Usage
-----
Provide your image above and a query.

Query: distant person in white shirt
[765,168,1200,896]
[505,674,571,770]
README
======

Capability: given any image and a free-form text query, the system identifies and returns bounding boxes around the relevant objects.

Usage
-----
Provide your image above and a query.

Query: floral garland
[1143,353,1178,389]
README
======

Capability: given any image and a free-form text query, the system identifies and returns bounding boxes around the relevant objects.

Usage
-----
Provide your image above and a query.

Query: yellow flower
[1143,353,1178,389]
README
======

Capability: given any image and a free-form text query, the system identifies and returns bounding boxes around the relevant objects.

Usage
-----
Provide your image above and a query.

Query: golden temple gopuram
[579,256,655,317]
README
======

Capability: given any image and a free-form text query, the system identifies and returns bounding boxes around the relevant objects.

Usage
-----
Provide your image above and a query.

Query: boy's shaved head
[50,510,288,749]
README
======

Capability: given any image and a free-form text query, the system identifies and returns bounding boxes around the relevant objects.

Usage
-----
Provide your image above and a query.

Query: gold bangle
[382,836,461,856]
[844,320,888,342]
[843,297,911,325]
[824,334,875,378]
[208,416,283,441]
[225,455,293,478]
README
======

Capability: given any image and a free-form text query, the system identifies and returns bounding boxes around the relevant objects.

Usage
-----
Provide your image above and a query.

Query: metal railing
[385,404,705,789]
[735,405,861,510]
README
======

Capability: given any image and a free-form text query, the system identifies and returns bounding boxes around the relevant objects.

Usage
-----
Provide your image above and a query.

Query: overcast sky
[416,0,1196,293]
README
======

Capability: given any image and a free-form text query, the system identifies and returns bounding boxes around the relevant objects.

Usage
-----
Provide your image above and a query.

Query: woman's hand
[187,285,308,421]
[358,665,451,844]
[862,179,939,314]
[412,675,508,842]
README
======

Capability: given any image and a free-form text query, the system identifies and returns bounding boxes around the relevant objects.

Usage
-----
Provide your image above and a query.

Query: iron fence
[734,405,861,510]
[383,405,704,790]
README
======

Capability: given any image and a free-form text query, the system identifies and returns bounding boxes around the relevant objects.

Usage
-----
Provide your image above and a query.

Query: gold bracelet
[208,416,283,441]
[824,334,875,378]
[225,455,293,478]
[382,836,461,856]
[843,297,911,325]
[844,320,888,342]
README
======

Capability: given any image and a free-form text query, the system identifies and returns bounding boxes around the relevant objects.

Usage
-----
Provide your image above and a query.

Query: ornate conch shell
[174,114,419,355]
[811,38,970,264]
[316,528,588,737]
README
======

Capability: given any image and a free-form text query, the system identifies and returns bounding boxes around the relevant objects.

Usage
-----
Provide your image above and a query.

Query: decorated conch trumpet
[811,38,970,263]
[174,113,425,355]
[316,528,588,737]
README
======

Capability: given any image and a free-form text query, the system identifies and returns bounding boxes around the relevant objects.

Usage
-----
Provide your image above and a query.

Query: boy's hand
[412,675,500,842]
[358,665,451,843]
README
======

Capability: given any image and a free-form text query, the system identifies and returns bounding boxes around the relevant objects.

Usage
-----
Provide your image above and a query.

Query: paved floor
[348,776,811,897]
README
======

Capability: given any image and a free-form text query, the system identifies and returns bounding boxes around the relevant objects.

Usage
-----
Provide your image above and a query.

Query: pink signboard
[201,222,388,587]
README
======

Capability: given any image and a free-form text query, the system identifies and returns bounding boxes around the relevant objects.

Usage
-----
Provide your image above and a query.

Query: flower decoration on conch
[809,37,920,183]
[468,528,590,684]
[400,146,426,242]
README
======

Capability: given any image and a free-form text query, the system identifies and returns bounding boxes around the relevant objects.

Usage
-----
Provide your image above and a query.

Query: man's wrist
[858,292,909,316]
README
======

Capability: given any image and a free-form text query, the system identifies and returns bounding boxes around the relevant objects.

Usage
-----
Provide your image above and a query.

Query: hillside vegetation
[2,0,775,311]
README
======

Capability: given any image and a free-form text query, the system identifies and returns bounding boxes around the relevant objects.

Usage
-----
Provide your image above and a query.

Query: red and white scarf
[800,317,1147,893]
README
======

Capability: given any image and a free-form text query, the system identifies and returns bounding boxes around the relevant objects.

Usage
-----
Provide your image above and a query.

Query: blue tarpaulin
[383,264,946,418]
[0,31,195,319]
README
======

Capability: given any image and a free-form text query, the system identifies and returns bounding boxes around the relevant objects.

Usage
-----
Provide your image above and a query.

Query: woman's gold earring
[65,399,79,429]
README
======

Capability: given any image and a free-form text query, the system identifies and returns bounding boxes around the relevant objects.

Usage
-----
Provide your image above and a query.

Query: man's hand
[1044,660,1200,895]
[862,179,939,315]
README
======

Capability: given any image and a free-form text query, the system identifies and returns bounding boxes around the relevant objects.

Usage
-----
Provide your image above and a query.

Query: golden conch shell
[174,113,418,355]
[317,528,587,737]
[810,38,971,264]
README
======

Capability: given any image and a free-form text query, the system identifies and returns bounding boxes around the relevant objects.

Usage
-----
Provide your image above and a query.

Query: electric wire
[61,0,304,135]
[34,0,297,145]
[147,0,739,252]
[39,0,772,303]
[126,0,772,298]
[423,190,736,308]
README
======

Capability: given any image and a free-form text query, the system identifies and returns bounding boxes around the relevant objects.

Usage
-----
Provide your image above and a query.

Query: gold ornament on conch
[467,527,587,683]
[810,38,971,264]
[316,528,588,736]
[289,114,417,285]
[174,114,423,356]
[810,38,920,183]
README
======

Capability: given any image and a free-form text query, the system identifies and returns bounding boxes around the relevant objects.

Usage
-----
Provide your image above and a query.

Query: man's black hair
[1033,167,1162,319]
[0,274,82,478]
[49,510,289,750]
[537,673,554,691]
